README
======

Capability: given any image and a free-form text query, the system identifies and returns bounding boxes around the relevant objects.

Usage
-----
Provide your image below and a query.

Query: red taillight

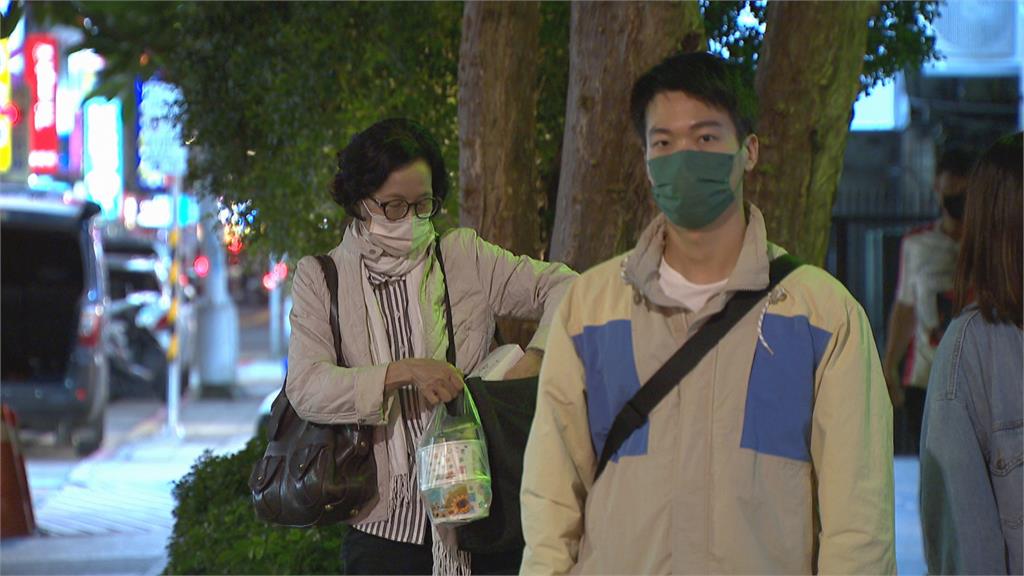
[193,255,210,278]
[78,305,102,347]
[74,388,88,402]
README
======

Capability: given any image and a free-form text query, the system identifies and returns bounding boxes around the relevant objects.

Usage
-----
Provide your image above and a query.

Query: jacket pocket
[988,423,1023,530]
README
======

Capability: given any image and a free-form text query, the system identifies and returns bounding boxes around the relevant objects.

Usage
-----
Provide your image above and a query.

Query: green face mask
[647,149,741,230]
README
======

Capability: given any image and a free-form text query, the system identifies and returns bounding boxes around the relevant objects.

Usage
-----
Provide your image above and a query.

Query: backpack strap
[594,254,802,480]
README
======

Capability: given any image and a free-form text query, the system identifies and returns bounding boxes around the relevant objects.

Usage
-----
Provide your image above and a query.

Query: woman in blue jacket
[920,132,1023,575]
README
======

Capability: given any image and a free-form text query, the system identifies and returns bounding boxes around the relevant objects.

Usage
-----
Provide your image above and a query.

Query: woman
[920,132,1023,575]
[285,118,577,575]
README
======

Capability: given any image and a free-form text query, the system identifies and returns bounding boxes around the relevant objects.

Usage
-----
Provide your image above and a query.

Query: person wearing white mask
[285,118,577,575]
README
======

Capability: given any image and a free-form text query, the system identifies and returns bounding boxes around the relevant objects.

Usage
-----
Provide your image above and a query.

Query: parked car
[102,232,170,262]
[105,249,195,401]
[0,196,108,456]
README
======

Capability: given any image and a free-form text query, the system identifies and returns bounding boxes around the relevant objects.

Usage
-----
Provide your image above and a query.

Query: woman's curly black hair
[331,118,449,220]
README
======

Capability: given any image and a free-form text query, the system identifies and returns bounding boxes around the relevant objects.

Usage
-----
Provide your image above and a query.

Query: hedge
[165,436,345,574]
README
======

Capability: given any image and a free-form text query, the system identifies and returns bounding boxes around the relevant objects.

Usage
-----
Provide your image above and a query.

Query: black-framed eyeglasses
[365,196,440,221]
[364,193,436,218]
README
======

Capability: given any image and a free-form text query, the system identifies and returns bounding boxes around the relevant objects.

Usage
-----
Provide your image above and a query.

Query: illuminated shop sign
[0,38,12,173]
[133,193,199,229]
[25,34,59,174]
[137,78,187,190]
[83,97,123,220]
[66,50,105,175]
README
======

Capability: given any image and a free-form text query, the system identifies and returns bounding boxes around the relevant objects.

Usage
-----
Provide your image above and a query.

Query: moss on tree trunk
[747,0,880,266]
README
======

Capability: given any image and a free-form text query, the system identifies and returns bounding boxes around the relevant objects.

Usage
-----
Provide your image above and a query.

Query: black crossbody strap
[594,254,802,480]
[313,254,346,367]
[433,236,457,368]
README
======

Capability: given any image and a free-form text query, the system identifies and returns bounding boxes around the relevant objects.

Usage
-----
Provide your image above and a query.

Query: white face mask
[361,201,435,258]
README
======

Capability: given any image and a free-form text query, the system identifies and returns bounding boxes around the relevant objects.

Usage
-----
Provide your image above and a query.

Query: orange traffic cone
[1,404,35,538]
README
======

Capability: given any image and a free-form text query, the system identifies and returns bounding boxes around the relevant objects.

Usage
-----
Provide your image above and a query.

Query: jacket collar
[621,203,774,310]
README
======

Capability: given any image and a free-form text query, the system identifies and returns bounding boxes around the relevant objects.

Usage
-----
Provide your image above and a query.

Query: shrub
[165,436,345,574]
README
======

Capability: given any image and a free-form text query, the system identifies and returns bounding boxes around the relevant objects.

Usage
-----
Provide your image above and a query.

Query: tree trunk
[458,1,543,349]
[748,0,879,266]
[457,0,542,258]
[549,1,705,273]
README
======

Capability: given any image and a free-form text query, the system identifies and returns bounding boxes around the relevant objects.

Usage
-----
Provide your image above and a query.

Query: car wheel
[73,411,105,457]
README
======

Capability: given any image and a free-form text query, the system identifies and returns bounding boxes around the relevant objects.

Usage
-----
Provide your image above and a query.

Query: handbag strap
[268,254,348,442]
[313,254,347,367]
[434,235,462,415]
[433,235,457,368]
[594,254,802,480]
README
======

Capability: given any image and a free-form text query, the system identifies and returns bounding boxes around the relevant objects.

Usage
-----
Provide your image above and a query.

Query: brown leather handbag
[249,254,377,527]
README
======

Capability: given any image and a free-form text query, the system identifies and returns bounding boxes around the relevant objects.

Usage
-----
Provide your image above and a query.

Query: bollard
[1,405,35,538]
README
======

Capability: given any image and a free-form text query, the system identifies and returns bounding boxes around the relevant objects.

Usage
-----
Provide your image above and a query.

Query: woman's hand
[503,348,544,380]
[385,358,464,406]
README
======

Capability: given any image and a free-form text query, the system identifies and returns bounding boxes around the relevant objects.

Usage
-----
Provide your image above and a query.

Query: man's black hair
[331,118,448,219]
[935,148,975,178]
[630,52,758,143]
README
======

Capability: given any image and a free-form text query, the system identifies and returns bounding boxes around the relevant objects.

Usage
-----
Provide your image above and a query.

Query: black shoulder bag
[249,255,377,527]
[595,254,801,480]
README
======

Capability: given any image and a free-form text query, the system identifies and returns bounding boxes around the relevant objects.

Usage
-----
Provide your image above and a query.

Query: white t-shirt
[894,221,959,389]
[658,257,728,312]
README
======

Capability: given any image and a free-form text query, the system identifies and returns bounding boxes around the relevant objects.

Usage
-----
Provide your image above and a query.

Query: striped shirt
[357,269,429,545]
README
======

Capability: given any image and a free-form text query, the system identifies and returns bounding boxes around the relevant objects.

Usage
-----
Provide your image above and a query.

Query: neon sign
[137,78,187,190]
[0,38,12,173]
[25,34,59,174]
[83,97,123,220]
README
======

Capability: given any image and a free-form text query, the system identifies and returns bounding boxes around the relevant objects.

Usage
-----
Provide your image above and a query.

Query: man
[883,149,972,455]
[520,52,895,574]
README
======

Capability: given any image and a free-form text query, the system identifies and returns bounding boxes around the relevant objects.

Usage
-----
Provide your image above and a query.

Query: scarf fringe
[431,524,472,576]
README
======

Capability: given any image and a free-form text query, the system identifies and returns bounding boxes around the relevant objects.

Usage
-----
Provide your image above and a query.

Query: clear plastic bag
[417,388,492,526]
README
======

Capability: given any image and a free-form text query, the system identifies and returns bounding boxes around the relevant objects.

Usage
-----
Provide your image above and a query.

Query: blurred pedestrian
[286,118,577,575]
[883,148,974,454]
[920,132,1023,575]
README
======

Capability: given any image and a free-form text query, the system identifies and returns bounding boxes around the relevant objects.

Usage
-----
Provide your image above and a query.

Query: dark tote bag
[457,375,538,556]
[432,237,535,561]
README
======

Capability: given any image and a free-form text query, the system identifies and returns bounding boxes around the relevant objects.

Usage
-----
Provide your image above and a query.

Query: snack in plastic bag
[417,388,492,526]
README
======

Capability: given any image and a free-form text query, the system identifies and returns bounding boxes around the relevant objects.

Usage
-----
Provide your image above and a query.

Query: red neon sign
[25,35,59,174]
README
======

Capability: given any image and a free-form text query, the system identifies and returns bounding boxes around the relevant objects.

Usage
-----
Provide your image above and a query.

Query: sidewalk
[0,357,284,576]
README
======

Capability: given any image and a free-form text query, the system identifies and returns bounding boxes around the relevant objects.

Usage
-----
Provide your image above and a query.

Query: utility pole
[164,175,184,438]
[268,256,282,357]
[196,194,238,397]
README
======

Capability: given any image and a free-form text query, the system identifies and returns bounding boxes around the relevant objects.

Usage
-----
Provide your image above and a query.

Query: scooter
[105,294,175,401]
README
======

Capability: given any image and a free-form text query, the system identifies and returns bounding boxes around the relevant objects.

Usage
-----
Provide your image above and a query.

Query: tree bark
[457,1,542,258]
[549,1,705,272]
[748,0,879,266]
[458,1,544,349]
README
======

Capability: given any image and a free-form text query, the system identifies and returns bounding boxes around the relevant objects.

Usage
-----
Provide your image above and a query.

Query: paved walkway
[0,359,283,576]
